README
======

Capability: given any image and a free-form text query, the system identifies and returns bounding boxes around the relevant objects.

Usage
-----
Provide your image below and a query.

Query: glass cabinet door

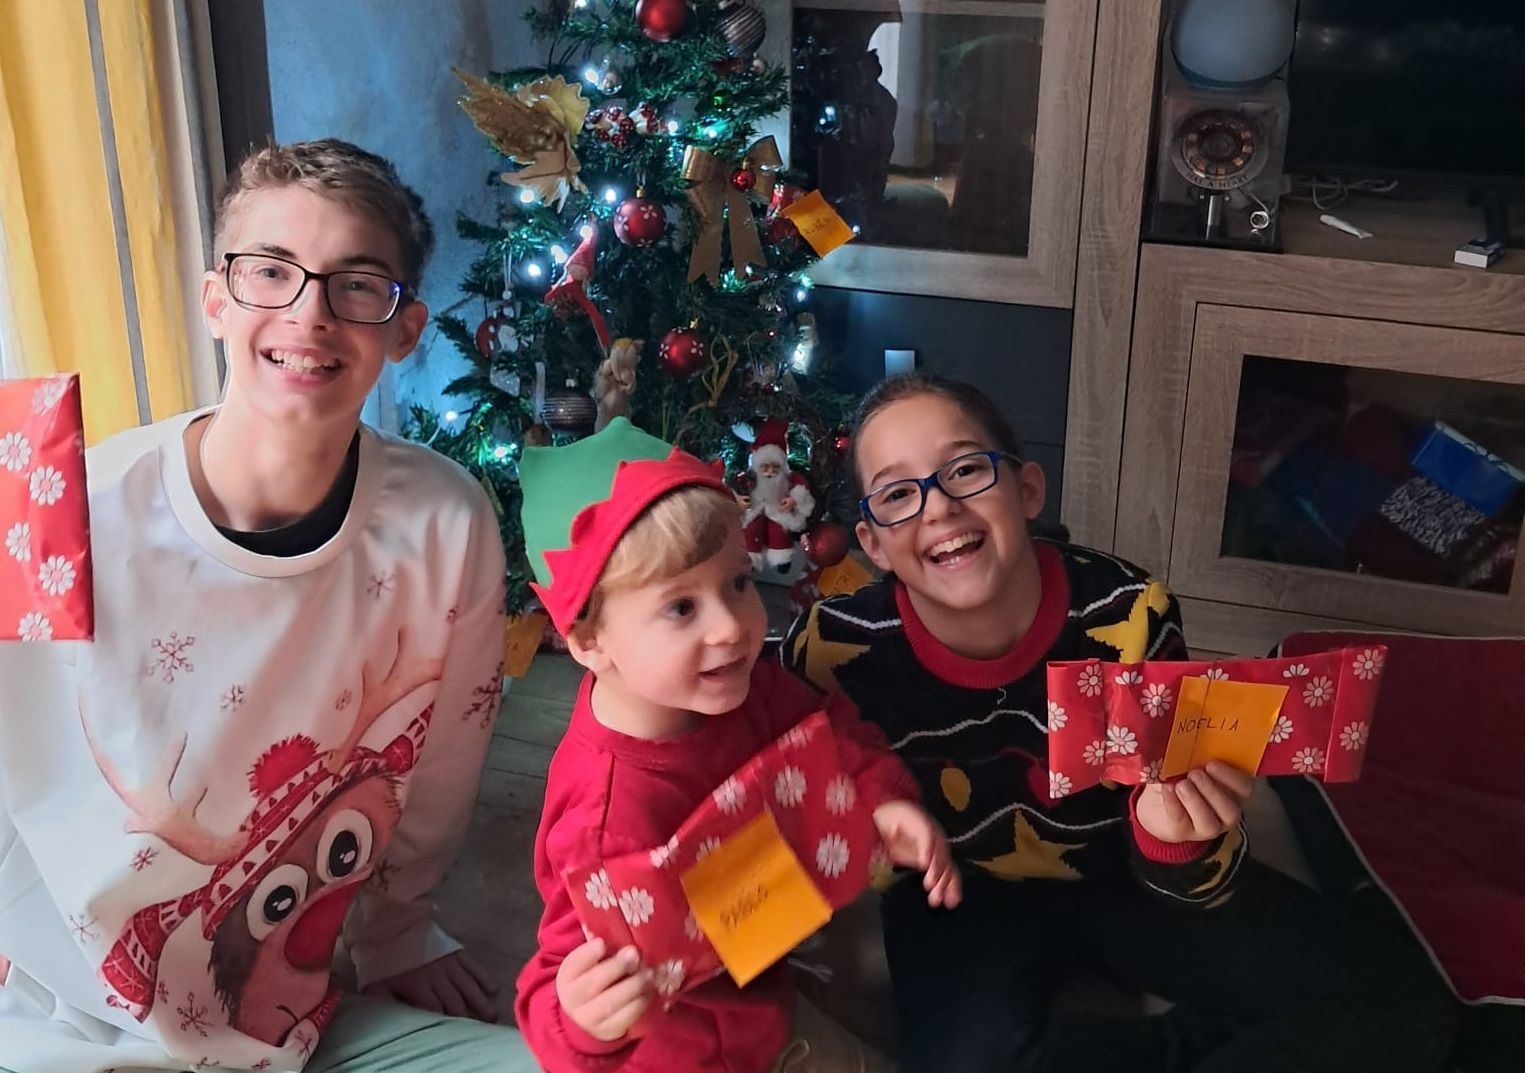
[760,0,1095,306]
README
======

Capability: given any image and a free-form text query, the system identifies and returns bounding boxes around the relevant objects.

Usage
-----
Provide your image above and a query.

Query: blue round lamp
[1172,0,1295,90]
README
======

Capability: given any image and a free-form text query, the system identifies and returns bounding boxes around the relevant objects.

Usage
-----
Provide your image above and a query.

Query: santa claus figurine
[742,418,816,571]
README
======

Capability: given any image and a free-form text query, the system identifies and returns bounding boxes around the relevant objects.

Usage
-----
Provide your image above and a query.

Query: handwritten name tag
[679,810,831,986]
[781,191,856,257]
[1161,677,1288,779]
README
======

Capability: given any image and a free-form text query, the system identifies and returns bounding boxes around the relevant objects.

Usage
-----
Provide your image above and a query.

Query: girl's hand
[872,800,963,909]
[1134,760,1254,843]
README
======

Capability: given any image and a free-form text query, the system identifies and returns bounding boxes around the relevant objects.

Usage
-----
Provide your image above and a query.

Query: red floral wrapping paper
[563,710,885,1004]
[0,375,92,641]
[1045,646,1386,797]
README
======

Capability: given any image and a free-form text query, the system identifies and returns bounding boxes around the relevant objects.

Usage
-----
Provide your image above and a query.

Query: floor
[431,652,581,1022]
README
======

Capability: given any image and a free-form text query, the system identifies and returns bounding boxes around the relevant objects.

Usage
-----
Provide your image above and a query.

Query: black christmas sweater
[783,540,1245,905]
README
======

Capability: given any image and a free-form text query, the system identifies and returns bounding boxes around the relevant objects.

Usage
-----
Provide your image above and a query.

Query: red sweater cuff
[1128,786,1213,864]
[557,1006,636,1060]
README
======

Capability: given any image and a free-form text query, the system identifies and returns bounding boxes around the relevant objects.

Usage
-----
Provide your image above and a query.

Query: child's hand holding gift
[556,937,655,1043]
[1134,760,1254,843]
[872,800,963,908]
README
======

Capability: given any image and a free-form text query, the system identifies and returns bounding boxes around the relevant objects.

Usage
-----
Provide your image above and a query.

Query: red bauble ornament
[730,167,757,193]
[765,216,798,246]
[832,430,852,454]
[658,326,708,378]
[802,520,850,569]
[614,197,667,247]
[635,0,689,41]
[474,310,515,358]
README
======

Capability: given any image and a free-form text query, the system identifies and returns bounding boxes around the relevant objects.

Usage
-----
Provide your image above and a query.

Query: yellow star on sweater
[789,605,869,693]
[973,812,1084,881]
[1085,580,1171,662]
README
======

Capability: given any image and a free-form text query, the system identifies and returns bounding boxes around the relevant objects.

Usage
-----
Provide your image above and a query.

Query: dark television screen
[1285,1,1525,183]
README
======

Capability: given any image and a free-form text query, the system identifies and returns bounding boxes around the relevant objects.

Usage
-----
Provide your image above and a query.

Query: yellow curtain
[0,0,197,443]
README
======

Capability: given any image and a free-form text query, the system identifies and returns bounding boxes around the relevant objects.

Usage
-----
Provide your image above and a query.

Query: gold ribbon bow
[682,136,782,285]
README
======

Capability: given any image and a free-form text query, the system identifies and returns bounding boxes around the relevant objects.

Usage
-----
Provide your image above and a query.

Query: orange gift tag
[503,611,548,679]
[816,557,873,597]
[780,191,856,257]
[1161,677,1287,779]
[680,810,832,987]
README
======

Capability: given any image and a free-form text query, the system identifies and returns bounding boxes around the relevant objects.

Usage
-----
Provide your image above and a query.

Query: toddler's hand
[555,938,653,1042]
[872,799,962,909]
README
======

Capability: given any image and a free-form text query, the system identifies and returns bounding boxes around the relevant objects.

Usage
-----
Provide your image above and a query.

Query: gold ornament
[681,136,782,284]
[454,69,590,209]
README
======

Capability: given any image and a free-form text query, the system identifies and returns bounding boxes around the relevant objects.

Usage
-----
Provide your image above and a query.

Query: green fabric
[518,416,673,586]
[305,996,538,1073]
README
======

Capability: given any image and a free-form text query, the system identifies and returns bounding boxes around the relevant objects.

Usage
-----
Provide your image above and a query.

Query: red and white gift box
[1046,646,1387,796]
[1,375,92,641]
[563,710,884,1003]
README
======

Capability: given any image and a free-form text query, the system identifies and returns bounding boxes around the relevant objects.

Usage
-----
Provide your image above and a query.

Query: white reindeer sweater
[0,409,507,1072]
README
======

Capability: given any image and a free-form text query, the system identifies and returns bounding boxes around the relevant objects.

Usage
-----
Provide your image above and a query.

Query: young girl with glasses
[783,372,1456,1073]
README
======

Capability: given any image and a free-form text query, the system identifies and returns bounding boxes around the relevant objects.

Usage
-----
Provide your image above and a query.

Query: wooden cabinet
[1114,241,1525,654]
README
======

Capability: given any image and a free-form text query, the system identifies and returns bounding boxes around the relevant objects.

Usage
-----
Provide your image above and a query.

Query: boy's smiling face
[201,185,428,429]
[854,392,1045,617]
[569,514,767,724]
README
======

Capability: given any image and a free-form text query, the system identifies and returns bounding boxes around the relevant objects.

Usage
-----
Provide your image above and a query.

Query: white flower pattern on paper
[1047,701,1067,730]
[5,522,30,562]
[781,724,813,749]
[1302,676,1334,708]
[0,432,31,473]
[1106,725,1138,756]
[684,913,702,941]
[1140,683,1173,718]
[1083,740,1107,766]
[713,777,746,814]
[1204,667,1230,681]
[815,834,850,879]
[1114,669,1143,686]
[18,612,51,642]
[583,870,616,911]
[1141,759,1164,783]
[1339,722,1369,752]
[1077,663,1104,697]
[1049,771,1072,798]
[1352,649,1384,681]
[775,766,807,808]
[654,959,686,997]
[1283,664,1310,679]
[649,842,673,869]
[1292,746,1325,774]
[825,774,856,816]
[695,837,721,862]
[29,466,66,506]
[38,555,75,597]
[618,888,655,927]
[1269,714,1295,744]
[31,377,68,414]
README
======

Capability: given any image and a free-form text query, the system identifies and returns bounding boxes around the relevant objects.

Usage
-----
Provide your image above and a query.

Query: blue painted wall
[263,0,542,426]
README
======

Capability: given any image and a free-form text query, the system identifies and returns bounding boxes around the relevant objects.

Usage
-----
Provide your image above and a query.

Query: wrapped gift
[1045,646,1386,797]
[1410,421,1524,517]
[1,375,92,641]
[563,710,884,1001]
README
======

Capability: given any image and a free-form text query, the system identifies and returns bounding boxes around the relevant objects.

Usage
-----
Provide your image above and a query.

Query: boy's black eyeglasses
[222,252,413,325]
[860,450,1023,527]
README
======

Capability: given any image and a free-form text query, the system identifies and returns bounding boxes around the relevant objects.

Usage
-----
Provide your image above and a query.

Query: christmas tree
[406,0,860,614]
